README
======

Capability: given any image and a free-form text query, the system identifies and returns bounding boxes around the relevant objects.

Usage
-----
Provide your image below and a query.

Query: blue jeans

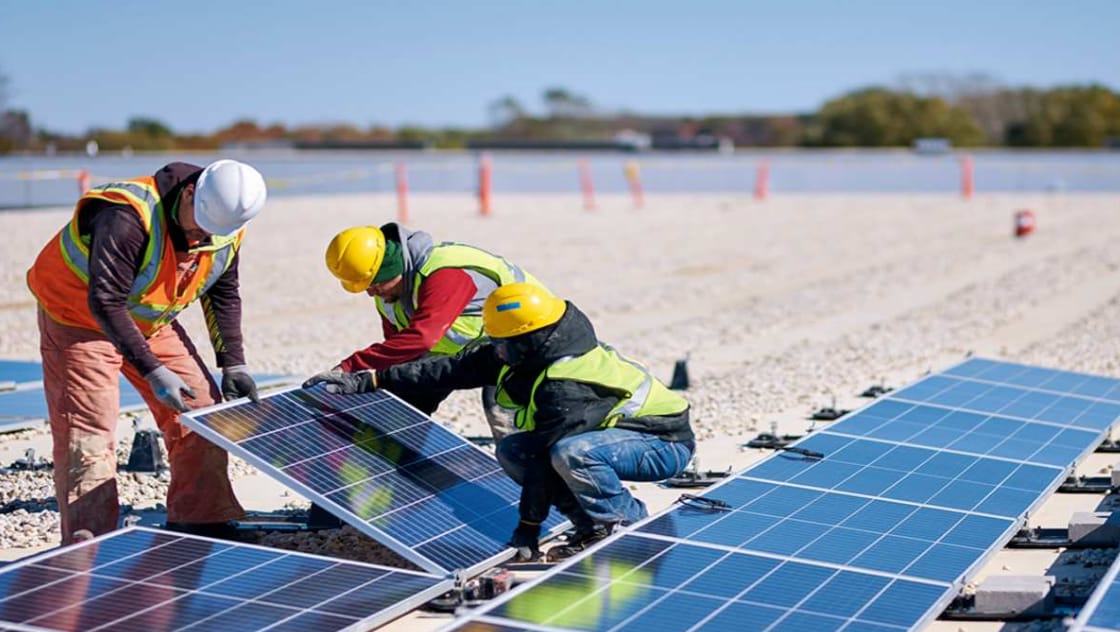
[498,430,694,526]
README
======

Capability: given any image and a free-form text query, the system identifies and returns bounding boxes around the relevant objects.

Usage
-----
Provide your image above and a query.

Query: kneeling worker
[311,283,695,561]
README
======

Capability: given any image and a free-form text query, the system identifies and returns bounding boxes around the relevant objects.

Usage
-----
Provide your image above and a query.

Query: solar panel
[449,358,1120,632]
[182,386,566,576]
[0,526,451,632]
[1069,549,1120,632]
[944,357,1120,403]
[0,360,45,386]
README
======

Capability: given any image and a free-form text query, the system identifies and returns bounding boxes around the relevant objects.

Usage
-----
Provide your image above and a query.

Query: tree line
[1,75,1118,153]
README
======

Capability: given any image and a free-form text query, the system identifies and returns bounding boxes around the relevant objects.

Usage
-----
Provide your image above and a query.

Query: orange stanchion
[478,154,493,217]
[77,170,91,195]
[1014,209,1036,238]
[754,161,770,201]
[395,162,409,224]
[961,155,974,200]
[578,159,596,210]
[624,161,643,209]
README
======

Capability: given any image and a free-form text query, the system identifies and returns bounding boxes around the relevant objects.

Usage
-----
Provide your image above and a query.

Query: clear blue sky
[1,0,1116,134]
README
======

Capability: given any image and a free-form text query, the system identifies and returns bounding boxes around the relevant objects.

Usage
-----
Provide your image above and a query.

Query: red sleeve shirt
[339,268,477,371]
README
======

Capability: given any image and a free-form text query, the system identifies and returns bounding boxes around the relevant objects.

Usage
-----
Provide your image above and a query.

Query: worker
[303,223,548,442]
[27,160,268,544]
[309,283,695,561]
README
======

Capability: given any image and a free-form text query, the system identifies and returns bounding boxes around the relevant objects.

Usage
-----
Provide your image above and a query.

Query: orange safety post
[624,161,643,209]
[478,154,493,217]
[77,170,91,195]
[961,155,974,200]
[395,162,409,224]
[579,159,596,210]
[754,160,770,201]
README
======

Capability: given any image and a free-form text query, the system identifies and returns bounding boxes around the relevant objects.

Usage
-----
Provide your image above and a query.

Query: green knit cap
[373,239,404,283]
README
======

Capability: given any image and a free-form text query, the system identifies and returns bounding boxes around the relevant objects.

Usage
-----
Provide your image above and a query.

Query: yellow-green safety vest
[376,242,543,355]
[495,344,689,431]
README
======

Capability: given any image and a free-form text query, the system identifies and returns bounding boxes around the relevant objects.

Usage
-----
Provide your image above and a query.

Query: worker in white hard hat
[27,159,267,544]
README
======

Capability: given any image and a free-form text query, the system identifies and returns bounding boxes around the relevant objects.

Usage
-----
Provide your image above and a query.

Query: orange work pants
[38,309,244,544]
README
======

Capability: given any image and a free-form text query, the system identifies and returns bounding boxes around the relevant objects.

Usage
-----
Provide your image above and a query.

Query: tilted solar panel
[0,526,451,632]
[1068,548,1120,632]
[0,360,45,386]
[183,386,566,576]
[944,357,1120,402]
[448,358,1120,631]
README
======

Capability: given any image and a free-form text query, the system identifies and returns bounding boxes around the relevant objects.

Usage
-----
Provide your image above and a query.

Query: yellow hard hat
[325,226,385,293]
[483,283,566,339]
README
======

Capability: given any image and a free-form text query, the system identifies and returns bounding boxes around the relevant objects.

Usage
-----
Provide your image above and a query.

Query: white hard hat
[193,160,267,236]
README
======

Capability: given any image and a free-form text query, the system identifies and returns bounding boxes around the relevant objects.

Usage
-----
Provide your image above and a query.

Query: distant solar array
[452,357,1120,631]
[183,386,566,576]
[1069,547,1120,632]
[0,360,293,432]
[0,527,451,632]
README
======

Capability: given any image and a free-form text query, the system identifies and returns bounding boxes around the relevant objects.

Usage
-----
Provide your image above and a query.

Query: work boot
[545,523,613,562]
[164,521,242,542]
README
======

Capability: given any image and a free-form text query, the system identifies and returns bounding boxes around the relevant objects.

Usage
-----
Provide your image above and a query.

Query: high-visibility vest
[495,344,689,432]
[27,177,242,336]
[376,242,543,355]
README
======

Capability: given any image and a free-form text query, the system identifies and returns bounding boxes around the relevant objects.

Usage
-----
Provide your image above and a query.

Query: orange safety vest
[26,177,243,337]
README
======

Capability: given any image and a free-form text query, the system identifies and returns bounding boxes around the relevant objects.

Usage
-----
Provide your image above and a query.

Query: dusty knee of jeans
[550,435,599,475]
[67,433,116,491]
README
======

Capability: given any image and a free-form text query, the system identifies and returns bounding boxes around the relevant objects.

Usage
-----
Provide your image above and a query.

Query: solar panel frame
[1068,549,1120,632]
[447,357,1120,632]
[0,526,452,632]
[182,386,567,577]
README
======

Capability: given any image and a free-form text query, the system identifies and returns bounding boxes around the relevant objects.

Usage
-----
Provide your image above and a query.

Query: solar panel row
[0,527,451,632]
[1069,547,1120,632]
[184,387,566,576]
[452,357,1120,632]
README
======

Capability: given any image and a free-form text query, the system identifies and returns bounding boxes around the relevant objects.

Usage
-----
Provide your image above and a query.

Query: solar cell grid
[0,527,451,632]
[1069,546,1120,632]
[184,387,565,575]
[450,358,1120,632]
[744,433,1063,518]
[827,399,1102,467]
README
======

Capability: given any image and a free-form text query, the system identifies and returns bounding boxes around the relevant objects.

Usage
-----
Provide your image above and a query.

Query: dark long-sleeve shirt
[82,162,245,375]
[339,267,476,371]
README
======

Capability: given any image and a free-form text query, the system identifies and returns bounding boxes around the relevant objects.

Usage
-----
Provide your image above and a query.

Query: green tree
[813,87,984,147]
[1008,85,1120,147]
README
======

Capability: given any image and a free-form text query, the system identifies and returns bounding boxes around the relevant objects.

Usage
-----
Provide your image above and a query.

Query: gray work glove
[144,366,196,413]
[302,366,344,389]
[221,365,259,403]
[305,370,378,394]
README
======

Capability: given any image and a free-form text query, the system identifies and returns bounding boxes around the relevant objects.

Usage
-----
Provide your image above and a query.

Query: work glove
[306,370,378,395]
[144,366,196,413]
[302,366,343,389]
[508,520,541,561]
[221,365,259,403]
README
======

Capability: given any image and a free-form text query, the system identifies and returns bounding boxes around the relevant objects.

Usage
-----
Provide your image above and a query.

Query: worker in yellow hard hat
[303,223,549,442]
[310,283,695,562]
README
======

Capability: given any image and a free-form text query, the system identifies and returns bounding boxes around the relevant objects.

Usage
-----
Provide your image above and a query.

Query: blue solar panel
[183,386,566,576]
[469,533,948,631]
[744,433,1063,518]
[451,357,1118,632]
[891,374,1120,431]
[0,526,451,632]
[0,360,44,385]
[945,357,1120,402]
[1068,545,1120,631]
[827,399,1103,467]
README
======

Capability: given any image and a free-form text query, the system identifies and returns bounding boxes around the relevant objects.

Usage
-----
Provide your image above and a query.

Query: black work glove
[221,365,259,403]
[305,370,378,394]
[508,520,541,561]
[302,366,343,389]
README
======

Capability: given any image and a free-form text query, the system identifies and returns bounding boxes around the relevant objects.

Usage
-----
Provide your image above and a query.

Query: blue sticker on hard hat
[496,301,521,312]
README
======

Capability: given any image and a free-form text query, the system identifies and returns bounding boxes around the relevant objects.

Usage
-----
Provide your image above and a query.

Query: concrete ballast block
[1070,512,1120,546]
[974,575,1054,616]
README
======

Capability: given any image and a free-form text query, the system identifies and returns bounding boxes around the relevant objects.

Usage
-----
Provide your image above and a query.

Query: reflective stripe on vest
[378,242,542,356]
[29,177,242,335]
[495,344,688,431]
